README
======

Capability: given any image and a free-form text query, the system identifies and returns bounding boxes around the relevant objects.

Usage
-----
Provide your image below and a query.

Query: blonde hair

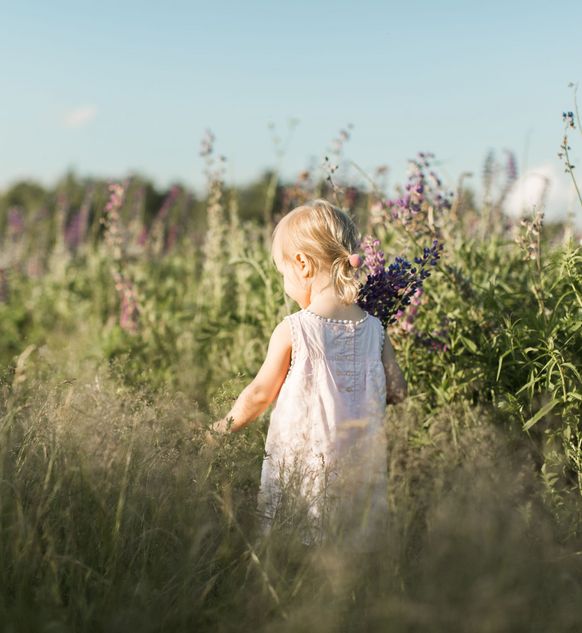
[271,199,362,305]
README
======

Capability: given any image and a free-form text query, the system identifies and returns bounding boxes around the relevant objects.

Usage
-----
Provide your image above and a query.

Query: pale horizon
[1,0,581,225]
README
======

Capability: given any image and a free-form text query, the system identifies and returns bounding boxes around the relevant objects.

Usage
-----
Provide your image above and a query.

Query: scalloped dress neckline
[302,307,369,325]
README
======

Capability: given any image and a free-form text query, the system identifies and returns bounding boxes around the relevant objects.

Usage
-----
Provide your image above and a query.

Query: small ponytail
[330,251,363,305]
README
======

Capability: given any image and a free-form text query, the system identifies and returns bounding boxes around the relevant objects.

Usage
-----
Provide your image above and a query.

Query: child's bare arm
[213,319,292,433]
[382,329,408,405]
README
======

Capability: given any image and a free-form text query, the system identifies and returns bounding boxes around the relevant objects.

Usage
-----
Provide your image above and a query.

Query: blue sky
[1,0,581,221]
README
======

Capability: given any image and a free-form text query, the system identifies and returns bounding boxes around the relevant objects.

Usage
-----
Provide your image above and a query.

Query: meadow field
[1,129,581,631]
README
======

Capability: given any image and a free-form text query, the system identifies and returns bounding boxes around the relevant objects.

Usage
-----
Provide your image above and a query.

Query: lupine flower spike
[357,235,444,329]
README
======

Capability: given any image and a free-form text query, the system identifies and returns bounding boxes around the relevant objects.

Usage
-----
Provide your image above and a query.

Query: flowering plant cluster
[562,111,575,129]
[558,96,582,211]
[558,113,576,176]
[514,210,544,262]
[356,235,443,329]
[102,182,141,334]
[64,186,94,254]
[383,152,453,231]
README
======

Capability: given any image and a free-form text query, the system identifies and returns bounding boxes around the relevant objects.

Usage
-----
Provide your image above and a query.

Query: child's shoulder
[270,314,294,348]
[274,311,304,351]
[279,309,303,326]
[369,313,385,330]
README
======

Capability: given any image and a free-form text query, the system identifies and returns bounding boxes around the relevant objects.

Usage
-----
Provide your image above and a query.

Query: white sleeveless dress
[256,307,389,551]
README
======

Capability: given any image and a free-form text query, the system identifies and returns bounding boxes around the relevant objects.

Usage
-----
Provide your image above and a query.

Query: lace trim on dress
[285,314,298,371]
[379,319,386,360]
[303,308,369,325]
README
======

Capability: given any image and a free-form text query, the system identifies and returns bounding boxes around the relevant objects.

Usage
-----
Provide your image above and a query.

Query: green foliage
[1,159,582,629]
[0,365,581,631]
[1,175,581,493]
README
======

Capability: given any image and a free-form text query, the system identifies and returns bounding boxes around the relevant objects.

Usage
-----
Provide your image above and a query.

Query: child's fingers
[197,418,233,454]
[211,418,231,434]
[204,429,219,445]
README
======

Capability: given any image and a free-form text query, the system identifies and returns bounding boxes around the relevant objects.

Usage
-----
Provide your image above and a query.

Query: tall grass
[1,343,581,632]
[0,121,582,629]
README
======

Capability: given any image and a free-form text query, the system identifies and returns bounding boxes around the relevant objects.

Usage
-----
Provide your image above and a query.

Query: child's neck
[306,293,366,321]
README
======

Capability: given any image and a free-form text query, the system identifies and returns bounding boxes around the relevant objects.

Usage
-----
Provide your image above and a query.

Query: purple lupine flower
[102,182,126,261]
[385,152,452,227]
[156,185,181,223]
[361,235,386,275]
[64,185,94,253]
[130,184,147,246]
[140,184,181,252]
[397,287,424,333]
[158,186,181,252]
[417,333,449,352]
[562,111,575,129]
[64,210,83,252]
[137,226,148,247]
[357,237,444,329]
[165,223,179,252]
[113,269,140,334]
[105,183,125,213]
[414,319,450,352]
[7,208,24,240]
[102,182,141,334]
[505,149,518,182]
[343,186,358,209]
[429,171,442,188]
[482,150,495,193]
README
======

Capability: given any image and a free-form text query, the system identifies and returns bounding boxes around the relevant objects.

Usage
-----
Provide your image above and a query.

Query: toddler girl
[211,199,407,550]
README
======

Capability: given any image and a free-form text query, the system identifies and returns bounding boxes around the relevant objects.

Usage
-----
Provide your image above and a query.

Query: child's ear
[294,251,310,275]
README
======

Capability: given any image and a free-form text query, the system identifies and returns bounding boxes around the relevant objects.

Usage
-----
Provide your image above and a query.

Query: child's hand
[211,418,231,434]
[210,418,234,433]
[203,417,233,448]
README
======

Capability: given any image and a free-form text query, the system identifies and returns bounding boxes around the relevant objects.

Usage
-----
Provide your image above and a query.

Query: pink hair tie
[348,253,363,268]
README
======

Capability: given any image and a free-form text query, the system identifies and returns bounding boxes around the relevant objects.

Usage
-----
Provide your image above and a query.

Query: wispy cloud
[63,105,98,128]
[505,163,581,227]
